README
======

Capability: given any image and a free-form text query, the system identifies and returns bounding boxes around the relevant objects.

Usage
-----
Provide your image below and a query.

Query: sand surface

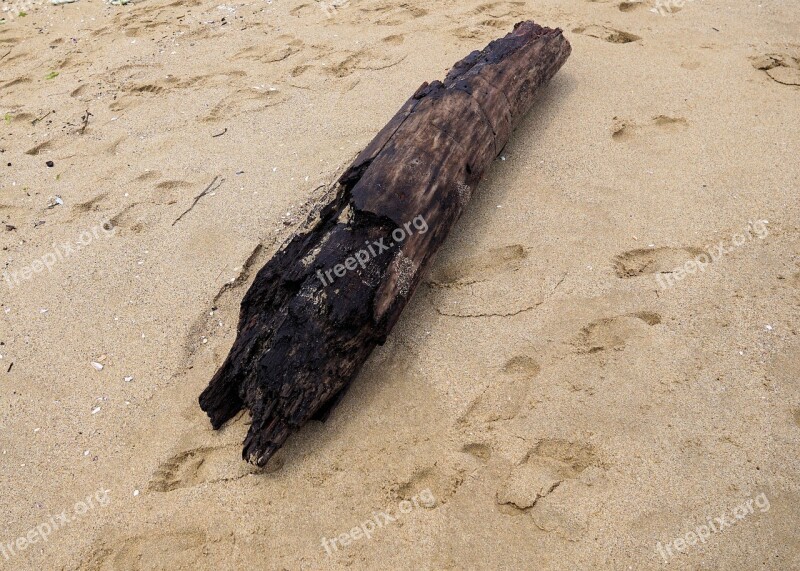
[1,0,799,569]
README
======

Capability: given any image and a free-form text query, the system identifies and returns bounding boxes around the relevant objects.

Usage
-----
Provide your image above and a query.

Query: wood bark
[199,21,571,466]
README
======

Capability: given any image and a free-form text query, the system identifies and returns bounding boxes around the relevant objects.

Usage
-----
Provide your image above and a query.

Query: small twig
[31,110,53,126]
[0,49,11,63]
[551,272,567,293]
[172,176,224,226]
[79,109,92,135]
[6,362,12,373]
[211,128,227,138]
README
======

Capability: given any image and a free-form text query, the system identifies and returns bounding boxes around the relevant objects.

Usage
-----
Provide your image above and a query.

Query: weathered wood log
[199,21,571,466]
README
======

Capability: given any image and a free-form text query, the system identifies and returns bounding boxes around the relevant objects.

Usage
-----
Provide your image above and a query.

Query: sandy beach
[1,0,798,568]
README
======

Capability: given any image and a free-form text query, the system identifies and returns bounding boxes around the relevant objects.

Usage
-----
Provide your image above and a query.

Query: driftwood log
[199,21,571,466]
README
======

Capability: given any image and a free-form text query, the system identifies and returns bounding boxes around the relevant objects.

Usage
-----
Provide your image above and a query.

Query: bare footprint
[152,179,191,205]
[135,170,161,182]
[462,442,492,461]
[1,76,31,89]
[72,193,108,215]
[574,312,662,354]
[530,476,607,540]
[496,439,601,511]
[497,439,607,539]
[573,25,640,44]
[751,51,800,87]
[24,140,53,156]
[611,115,688,141]
[454,19,514,40]
[469,1,526,17]
[204,87,290,122]
[233,36,303,63]
[451,1,525,40]
[148,445,259,492]
[358,2,428,26]
[461,354,541,423]
[427,244,552,317]
[618,1,646,11]
[428,244,528,288]
[328,50,407,78]
[108,203,151,235]
[289,2,318,18]
[78,530,208,570]
[393,465,461,504]
[383,34,405,45]
[613,246,704,277]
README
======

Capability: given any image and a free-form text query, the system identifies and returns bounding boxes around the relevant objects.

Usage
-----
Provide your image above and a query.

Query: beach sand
[1,0,798,568]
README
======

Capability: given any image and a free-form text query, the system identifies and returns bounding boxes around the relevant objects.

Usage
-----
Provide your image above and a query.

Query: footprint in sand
[148,445,260,493]
[104,136,127,156]
[613,246,704,277]
[461,353,541,424]
[2,109,34,124]
[611,115,688,141]
[108,202,152,235]
[572,25,640,44]
[70,84,96,99]
[462,442,493,461]
[428,244,528,288]
[124,71,246,95]
[71,193,109,219]
[204,87,291,122]
[325,49,408,79]
[574,312,662,354]
[453,19,515,40]
[0,30,28,48]
[126,83,168,95]
[392,464,461,504]
[357,1,428,26]
[109,3,192,38]
[152,179,192,206]
[496,439,607,539]
[233,36,304,64]
[1,76,31,90]
[618,1,647,11]
[78,530,209,570]
[751,50,800,87]
[427,244,551,317]
[383,34,406,45]
[24,140,54,156]
[496,439,600,511]
[289,3,320,17]
[284,37,407,90]
[451,1,525,40]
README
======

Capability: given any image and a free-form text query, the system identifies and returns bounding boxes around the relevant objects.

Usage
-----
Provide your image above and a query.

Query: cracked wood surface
[199,21,572,466]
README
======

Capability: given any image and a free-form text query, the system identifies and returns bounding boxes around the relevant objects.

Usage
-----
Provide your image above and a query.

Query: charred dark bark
[199,21,571,466]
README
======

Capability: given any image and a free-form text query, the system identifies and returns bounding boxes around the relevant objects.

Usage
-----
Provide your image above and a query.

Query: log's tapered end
[199,357,244,429]
[242,413,291,467]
